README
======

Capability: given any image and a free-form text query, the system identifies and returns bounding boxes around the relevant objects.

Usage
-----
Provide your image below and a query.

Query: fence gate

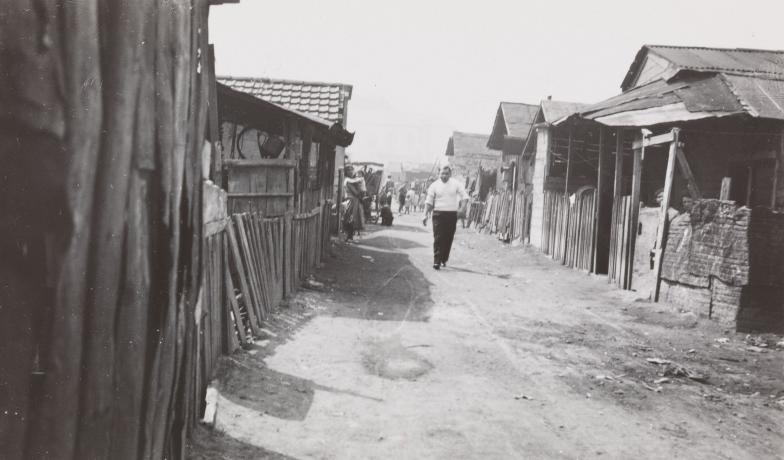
[565,186,597,271]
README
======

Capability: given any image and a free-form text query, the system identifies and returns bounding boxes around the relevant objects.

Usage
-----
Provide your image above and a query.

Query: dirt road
[189,214,784,459]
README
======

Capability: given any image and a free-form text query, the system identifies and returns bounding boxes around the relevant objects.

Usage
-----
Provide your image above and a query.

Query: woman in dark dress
[342,166,366,241]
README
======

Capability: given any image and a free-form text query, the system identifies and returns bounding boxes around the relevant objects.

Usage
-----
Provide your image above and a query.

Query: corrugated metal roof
[445,131,499,157]
[722,75,784,120]
[540,99,589,123]
[487,102,539,150]
[622,45,784,91]
[217,76,352,124]
[564,74,747,127]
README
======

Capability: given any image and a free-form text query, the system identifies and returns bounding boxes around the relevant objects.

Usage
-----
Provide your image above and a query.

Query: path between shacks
[189,214,784,460]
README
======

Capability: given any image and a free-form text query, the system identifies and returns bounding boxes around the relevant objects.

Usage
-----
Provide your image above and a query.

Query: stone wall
[660,199,784,332]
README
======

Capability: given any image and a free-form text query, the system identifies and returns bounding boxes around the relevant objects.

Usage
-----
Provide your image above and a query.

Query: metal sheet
[593,102,736,127]
[723,75,784,120]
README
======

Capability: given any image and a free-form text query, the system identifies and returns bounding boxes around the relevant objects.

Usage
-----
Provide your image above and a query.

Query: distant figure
[342,165,366,242]
[423,166,469,270]
[380,205,394,226]
[405,188,416,214]
[398,186,407,213]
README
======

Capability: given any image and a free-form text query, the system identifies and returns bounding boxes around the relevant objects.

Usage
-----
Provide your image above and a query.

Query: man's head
[654,188,664,207]
[439,166,452,183]
[345,165,355,178]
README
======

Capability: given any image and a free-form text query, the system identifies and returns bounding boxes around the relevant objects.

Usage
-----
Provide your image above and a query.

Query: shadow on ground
[187,424,298,460]
[188,223,434,457]
[356,235,426,250]
[317,227,434,322]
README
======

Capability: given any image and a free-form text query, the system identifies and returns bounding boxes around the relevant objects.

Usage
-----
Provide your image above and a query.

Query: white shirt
[426,178,469,212]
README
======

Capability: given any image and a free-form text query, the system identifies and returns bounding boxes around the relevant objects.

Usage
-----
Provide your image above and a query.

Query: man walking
[423,166,469,270]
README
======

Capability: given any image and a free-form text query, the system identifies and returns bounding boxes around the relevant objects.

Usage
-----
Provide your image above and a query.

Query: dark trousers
[432,211,457,265]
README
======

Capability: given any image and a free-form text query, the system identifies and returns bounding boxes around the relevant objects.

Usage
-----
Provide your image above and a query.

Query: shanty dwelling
[485,102,539,242]
[0,1,245,459]
[215,81,354,215]
[520,99,593,267]
[212,80,355,328]
[560,45,784,333]
[218,76,353,200]
[445,131,501,199]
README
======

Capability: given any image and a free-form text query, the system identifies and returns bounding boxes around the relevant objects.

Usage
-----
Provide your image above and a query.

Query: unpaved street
[190,214,784,460]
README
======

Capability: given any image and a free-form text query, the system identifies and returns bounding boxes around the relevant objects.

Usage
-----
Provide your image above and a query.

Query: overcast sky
[210,0,783,166]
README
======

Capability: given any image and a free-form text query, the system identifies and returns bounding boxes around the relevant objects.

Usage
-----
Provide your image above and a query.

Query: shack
[521,99,592,262]
[559,45,784,332]
[477,102,540,242]
[215,79,354,215]
[445,131,501,199]
[218,76,353,200]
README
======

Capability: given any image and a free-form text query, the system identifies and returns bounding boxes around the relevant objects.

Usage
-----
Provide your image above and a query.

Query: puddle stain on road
[361,335,434,381]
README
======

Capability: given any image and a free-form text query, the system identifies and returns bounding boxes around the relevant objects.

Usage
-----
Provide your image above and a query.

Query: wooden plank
[564,127,574,195]
[224,158,297,167]
[226,219,261,335]
[608,128,624,282]
[675,147,701,199]
[626,137,643,290]
[228,192,294,198]
[224,240,247,345]
[594,127,611,274]
[632,131,675,150]
[653,128,680,301]
[75,0,148,455]
[720,177,732,201]
[237,214,265,322]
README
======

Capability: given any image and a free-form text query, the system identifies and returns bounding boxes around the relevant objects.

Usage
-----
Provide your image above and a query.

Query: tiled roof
[217,76,352,124]
[445,132,499,157]
[622,45,784,91]
[216,82,354,147]
[487,102,539,150]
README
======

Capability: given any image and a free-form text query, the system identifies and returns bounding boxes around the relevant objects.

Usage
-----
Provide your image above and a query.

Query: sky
[210,0,783,167]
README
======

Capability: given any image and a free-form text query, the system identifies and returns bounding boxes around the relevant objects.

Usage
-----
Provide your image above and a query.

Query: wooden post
[653,128,680,301]
[608,128,624,282]
[594,126,611,274]
[720,177,732,201]
[626,132,644,289]
[564,127,574,195]
[771,132,780,208]
[675,147,701,199]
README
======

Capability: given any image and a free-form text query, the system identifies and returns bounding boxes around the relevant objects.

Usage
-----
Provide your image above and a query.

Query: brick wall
[660,199,784,332]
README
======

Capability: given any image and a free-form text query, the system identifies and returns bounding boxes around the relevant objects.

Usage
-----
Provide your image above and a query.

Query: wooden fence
[564,187,598,271]
[221,204,330,343]
[608,195,635,288]
[542,190,570,260]
[466,190,529,243]
[542,187,598,271]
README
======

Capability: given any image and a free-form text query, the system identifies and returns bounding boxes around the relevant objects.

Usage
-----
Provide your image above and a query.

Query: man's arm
[457,182,470,209]
[423,185,435,225]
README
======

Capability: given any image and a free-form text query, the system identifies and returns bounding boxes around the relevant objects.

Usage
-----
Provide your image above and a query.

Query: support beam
[564,127,574,195]
[675,146,701,199]
[594,127,611,274]
[653,128,680,302]
[632,131,675,150]
[720,177,732,201]
[608,128,624,283]
[626,132,644,290]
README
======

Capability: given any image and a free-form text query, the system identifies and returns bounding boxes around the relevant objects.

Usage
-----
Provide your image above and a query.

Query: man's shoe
[432,264,440,270]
